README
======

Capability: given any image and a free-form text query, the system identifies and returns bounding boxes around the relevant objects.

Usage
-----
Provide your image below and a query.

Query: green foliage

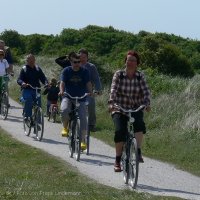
[1,25,199,77]
[156,44,194,77]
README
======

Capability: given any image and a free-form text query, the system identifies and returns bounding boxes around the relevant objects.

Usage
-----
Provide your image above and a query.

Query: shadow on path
[138,184,200,197]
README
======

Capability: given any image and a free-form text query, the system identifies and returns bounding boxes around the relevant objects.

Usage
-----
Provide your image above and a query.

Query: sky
[1,0,200,40]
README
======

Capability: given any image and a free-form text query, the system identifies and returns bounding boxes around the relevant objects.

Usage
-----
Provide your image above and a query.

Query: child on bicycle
[43,78,60,117]
[0,49,9,96]
[108,50,151,172]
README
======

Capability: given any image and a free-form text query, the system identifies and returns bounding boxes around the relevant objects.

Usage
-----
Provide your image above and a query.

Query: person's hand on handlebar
[145,105,151,112]
[21,82,28,88]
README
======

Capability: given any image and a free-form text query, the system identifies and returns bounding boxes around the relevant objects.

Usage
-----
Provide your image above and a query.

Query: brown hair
[125,50,140,65]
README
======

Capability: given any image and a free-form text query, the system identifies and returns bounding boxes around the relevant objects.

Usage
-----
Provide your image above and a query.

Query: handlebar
[113,104,146,113]
[27,84,43,90]
[64,92,89,100]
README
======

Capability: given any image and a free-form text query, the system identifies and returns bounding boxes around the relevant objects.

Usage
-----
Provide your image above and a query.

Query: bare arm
[59,81,65,96]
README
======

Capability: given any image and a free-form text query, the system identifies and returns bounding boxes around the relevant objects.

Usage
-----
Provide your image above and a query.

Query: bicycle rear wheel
[129,138,139,189]
[1,91,9,120]
[86,126,90,155]
[34,107,44,141]
[74,119,81,161]
[121,143,129,184]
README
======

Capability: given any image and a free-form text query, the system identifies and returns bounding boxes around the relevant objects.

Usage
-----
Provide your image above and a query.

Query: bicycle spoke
[74,119,81,161]
[23,116,31,136]
[68,121,74,158]
[122,144,129,184]
[1,92,9,120]
[35,108,44,141]
[129,138,139,189]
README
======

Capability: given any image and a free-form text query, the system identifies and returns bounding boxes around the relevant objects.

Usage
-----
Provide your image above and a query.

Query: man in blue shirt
[59,52,93,150]
[17,54,48,118]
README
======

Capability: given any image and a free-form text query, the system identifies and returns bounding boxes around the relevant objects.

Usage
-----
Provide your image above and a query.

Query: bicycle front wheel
[23,116,31,136]
[86,126,90,155]
[68,121,74,158]
[74,119,81,161]
[129,138,139,189]
[121,143,129,184]
[1,91,9,120]
[34,107,44,141]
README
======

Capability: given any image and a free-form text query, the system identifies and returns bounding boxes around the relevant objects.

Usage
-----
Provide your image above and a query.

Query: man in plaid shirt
[108,50,151,172]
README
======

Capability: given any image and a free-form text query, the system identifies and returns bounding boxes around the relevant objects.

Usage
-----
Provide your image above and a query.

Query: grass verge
[0,129,181,200]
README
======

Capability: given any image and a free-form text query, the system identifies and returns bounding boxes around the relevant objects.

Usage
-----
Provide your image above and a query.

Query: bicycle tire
[34,107,44,141]
[74,119,81,161]
[121,143,129,184]
[86,126,90,155]
[129,138,139,189]
[1,91,9,120]
[68,120,74,158]
[23,115,31,136]
[52,110,56,123]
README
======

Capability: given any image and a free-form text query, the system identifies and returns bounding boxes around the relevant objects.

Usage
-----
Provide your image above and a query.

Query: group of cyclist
[0,40,151,173]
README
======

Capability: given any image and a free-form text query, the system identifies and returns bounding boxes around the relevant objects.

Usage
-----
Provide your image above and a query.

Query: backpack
[119,70,141,82]
[22,65,40,72]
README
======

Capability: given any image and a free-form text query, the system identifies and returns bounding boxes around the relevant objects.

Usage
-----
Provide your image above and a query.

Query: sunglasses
[0,54,4,56]
[72,61,80,64]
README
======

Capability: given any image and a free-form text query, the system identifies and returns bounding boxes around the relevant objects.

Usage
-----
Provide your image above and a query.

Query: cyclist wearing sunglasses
[59,52,93,151]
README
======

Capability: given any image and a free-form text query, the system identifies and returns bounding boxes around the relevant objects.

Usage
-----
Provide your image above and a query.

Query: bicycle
[114,104,145,189]
[64,92,89,161]
[0,74,9,120]
[48,102,59,123]
[22,84,44,141]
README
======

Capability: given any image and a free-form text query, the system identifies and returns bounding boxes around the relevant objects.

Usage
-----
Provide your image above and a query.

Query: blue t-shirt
[61,66,90,99]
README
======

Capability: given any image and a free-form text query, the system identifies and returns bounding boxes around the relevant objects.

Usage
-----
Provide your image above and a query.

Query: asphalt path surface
[1,98,200,200]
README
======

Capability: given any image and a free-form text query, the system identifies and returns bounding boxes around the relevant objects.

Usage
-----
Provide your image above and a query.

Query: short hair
[70,52,80,60]
[50,78,57,85]
[125,50,140,65]
[68,51,77,61]
[78,48,88,57]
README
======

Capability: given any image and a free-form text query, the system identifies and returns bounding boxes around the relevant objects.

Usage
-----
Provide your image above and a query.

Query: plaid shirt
[108,70,151,115]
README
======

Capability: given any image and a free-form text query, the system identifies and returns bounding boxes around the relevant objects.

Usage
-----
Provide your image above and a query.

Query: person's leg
[112,113,128,172]
[133,111,146,163]
[60,97,71,136]
[88,96,96,131]
[22,89,33,118]
[47,100,51,116]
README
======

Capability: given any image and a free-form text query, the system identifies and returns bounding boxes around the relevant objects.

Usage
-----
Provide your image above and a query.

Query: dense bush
[1,25,199,78]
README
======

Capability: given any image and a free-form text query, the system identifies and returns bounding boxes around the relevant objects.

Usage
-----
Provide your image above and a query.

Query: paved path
[0,98,200,200]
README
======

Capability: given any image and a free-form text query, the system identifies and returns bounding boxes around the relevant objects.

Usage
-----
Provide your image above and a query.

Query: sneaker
[138,154,144,163]
[114,162,122,172]
[61,128,69,137]
[81,142,87,151]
